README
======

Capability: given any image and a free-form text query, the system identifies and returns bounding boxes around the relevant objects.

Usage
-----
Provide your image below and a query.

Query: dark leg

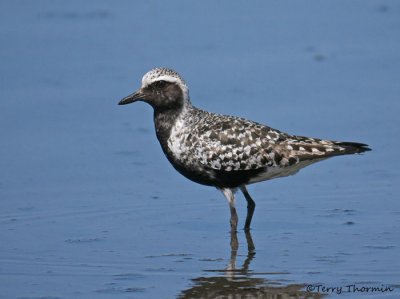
[240,186,256,231]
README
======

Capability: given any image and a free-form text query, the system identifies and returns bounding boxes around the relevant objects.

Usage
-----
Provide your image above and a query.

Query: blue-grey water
[1,1,399,298]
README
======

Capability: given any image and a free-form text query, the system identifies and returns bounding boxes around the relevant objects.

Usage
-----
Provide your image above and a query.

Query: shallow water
[1,1,400,298]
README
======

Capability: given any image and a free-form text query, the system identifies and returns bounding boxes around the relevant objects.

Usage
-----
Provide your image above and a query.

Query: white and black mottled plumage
[119,67,371,231]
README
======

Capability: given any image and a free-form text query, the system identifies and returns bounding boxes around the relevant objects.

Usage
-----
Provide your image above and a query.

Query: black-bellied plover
[118,67,370,231]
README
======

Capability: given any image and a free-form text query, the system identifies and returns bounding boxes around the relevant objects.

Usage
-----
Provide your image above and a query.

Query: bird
[118,67,370,232]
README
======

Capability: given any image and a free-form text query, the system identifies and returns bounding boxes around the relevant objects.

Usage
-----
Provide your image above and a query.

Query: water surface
[1,1,399,298]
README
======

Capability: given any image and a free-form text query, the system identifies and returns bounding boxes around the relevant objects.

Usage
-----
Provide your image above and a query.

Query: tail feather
[333,142,371,154]
[284,136,371,163]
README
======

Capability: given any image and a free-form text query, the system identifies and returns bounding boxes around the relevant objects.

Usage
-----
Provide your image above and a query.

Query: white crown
[141,68,190,101]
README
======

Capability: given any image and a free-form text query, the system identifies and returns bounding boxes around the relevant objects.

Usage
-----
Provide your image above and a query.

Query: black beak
[118,90,144,105]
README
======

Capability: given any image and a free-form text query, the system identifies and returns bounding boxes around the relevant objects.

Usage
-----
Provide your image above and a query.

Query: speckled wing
[191,113,292,172]
[190,112,369,173]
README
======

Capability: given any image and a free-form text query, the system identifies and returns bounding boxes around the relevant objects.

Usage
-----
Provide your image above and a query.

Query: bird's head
[118,68,190,110]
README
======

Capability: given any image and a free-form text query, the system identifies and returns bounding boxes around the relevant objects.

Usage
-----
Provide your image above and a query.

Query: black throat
[153,104,184,151]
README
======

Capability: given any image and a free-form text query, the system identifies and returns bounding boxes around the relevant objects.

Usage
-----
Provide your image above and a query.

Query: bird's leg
[220,188,238,232]
[230,205,238,232]
[240,186,256,231]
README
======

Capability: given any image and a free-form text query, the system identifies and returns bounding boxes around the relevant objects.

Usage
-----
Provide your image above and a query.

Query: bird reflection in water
[179,231,324,299]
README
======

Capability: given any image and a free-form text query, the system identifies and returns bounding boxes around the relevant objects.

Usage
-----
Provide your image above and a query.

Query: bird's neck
[153,101,192,149]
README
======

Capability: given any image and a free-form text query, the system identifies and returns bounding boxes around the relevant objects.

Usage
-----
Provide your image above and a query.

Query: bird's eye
[157,80,167,88]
